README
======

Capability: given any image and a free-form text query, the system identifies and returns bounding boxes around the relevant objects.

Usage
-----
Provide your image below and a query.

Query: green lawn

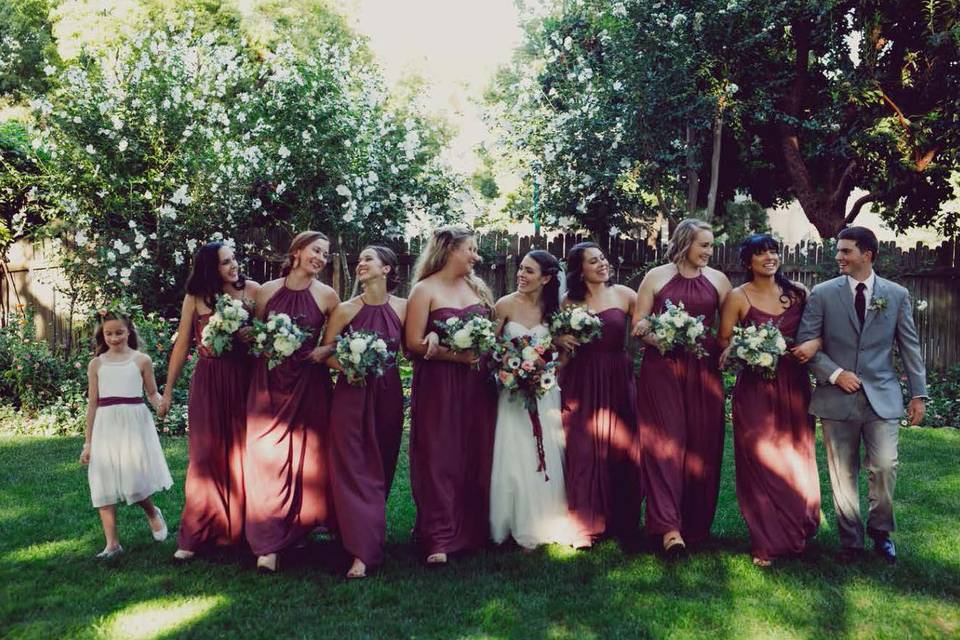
[1,427,958,640]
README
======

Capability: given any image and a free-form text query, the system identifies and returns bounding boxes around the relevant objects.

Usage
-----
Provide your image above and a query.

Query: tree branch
[831,160,859,208]
[845,191,881,225]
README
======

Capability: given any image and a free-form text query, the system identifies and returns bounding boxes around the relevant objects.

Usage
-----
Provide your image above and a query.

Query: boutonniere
[869,297,887,312]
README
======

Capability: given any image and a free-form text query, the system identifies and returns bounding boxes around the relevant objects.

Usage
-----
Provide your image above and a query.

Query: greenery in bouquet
[200,295,250,356]
[549,305,603,351]
[647,300,708,358]
[335,329,393,386]
[434,314,497,355]
[492,334,559,412]
[727,321,789,380]
[250,313,308,370]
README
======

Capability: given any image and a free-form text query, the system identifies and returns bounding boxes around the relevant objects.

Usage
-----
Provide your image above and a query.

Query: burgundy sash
[97,396,143,407]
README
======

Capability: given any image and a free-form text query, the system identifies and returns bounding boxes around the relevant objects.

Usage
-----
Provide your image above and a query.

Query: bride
[490,250,583,550]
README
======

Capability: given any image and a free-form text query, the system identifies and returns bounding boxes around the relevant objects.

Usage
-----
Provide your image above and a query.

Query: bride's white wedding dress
[489,321,582,549]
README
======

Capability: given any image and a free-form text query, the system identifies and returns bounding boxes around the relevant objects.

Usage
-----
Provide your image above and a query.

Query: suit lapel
[862,278,884,334]
[838,278,861,334]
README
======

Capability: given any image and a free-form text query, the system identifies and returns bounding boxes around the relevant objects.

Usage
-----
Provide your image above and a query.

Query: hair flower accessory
[90,298,141,324]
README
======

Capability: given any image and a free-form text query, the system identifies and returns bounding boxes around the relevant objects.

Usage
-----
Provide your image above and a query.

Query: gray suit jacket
[796,275,927,420]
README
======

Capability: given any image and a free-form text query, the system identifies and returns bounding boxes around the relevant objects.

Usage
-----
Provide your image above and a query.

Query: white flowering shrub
[17,20,462,312]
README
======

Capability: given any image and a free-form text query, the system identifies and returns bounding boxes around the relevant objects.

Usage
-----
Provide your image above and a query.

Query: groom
[797,226,927,564]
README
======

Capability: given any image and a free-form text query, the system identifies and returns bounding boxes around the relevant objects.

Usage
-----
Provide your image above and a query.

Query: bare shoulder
[494,292,518,315]
[87,357,101,375]
[641,263,677,289]
[243,280,262,295]
[726,286,750,307]
[612,283,635,302]
[259,278,284,298]
[311,280,340,308]
[704,266,731,288]
[132,350,153,368]
[331,296,361,320]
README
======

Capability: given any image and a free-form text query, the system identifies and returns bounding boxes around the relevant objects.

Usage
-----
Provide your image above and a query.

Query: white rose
[350,352,363,364]
[452,328,473,350]
[758,352,774,368]
[446,317,458,326]
[570,314,584,330]
[349,337,368,355]
[737,347,749,360]
[521,346,538,362]
[373,339,387,353]
[775,336,787,352]
[686,324,703,339]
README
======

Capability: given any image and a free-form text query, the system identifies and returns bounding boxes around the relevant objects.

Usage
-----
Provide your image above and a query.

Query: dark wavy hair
[93,312,139,356]
[564,242,608,302]
[524,250,561,318]
[186,242,246,310]
[361,245,401,293]
[739,234,806,306]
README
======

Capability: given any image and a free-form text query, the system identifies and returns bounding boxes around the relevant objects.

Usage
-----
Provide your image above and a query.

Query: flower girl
[80,307,173,559]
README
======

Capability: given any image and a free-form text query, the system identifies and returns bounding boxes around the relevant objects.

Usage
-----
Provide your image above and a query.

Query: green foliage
[911,364,960,429]
[0,0,59,99]
[491,0,960,238]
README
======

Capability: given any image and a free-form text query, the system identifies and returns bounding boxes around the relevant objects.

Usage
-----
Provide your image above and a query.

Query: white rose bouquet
[549,305,604,353]
[727,321,789,380]
[250,312,308,369]
[647,300,708,358]
[335,329,393,386]
[435,314,497,357]
[492,333,560,479]
[200,294,250,356]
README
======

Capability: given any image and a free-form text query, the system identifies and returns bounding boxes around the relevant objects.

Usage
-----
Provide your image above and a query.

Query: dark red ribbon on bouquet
[527,407,549,482]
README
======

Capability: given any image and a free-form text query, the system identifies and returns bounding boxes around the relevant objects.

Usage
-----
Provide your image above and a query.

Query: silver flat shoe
[150,507,168,542]
[96,545,124,559]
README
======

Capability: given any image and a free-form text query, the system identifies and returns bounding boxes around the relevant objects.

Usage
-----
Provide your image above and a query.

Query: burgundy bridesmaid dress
[244,284,333,556]
[177,311,250,552]
[732,302,820,560]
[409,304,498,556]
[560,307,640,543]
[637,273,725,544]
[328,301,404,568]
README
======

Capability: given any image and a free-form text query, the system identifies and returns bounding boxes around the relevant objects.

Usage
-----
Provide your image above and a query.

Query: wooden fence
[4,233,959,370]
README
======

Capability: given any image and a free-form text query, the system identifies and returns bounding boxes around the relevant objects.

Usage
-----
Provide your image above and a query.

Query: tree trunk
[686,124,700,214]
[705,111,723,221]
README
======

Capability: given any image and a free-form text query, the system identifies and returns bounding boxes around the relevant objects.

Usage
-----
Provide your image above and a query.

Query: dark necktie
[855,282,866,326]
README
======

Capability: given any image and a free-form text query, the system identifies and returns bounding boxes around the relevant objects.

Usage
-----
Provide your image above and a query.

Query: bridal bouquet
[492,333,560,480]
[335,330,392,386]
[647,300,708,358]
[435,314,497,356]
[549,305,603,352]
[250,313,308,369]
[727,321,788,380]
[200,295,250,356]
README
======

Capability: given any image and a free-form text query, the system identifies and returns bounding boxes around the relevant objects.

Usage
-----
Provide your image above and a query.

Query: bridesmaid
[160,241,259,561]
[634,218,731,556]
[717,234,821,567]
[322,246,406,579]
[244,230,340,572]
[405,225,498,565]
[556,241,640,546]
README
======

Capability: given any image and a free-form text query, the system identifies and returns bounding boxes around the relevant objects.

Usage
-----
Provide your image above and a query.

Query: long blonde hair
[412,225,494,308]
[666,218,713,264]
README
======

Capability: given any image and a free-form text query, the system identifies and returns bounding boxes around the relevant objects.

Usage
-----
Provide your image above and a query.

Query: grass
[1,427,959,640]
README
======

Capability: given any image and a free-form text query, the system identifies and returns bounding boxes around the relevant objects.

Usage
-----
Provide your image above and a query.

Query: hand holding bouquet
[435,314,497,357]
[727,321,788,380]
[335,330,393,386]
[549,305,603,353]
[646,300,708,358]
[250,312,308,369]
[200,295,250,356]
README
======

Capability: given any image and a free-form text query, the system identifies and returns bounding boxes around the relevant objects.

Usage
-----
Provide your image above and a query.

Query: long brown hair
[281,230,330,276]
[93,312,139,356]
[412,225,494,308]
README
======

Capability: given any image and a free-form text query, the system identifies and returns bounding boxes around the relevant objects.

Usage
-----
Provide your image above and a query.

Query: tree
[490,0,960,239]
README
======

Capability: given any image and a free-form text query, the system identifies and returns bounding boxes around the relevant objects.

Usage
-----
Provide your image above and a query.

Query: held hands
[157,393,172,419]
[906,397,926,426]
[307,344,332,364]
[454,349,480,367]
[631,320,659,349]
[718,345,732,369]
[236,326,254,344]
[79,443,90,465]
[835,370,862,394]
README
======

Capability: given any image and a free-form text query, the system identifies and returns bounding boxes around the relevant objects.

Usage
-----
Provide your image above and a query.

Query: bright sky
[340,0,524,174]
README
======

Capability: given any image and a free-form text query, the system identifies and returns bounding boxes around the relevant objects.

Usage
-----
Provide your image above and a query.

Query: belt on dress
[97,396,144,406]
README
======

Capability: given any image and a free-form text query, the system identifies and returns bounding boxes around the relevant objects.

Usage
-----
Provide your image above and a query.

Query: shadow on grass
[1,429,958,639]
